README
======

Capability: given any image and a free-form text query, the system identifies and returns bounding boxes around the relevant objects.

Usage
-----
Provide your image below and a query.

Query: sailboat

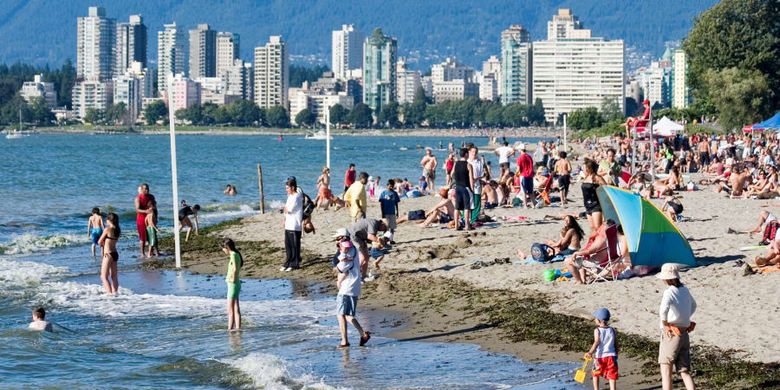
[5,108,26,139]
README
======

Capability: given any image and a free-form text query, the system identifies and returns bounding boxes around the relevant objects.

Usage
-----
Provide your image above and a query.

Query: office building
[189,24,217,79]
[638,61,670,108]
[21,74,58,108]
[223,59,253,101]
[76,6,115,80]
[363,28,397,112]
[500,25,532,105]
[672,49,690,109]
[116,15,147,74]
[396,58,422,104]
[216,32,240,77]
[254,36,289,109]
[332,24,364,80]
[479,73,498,102]
[532,9,624,123]
[430,57,477,103]
[157,23,187,92]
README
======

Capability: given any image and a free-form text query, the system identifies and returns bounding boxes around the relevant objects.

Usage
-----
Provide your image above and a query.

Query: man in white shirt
[335,244,370,348]
[657,264,697,390]
[493,141,515,177]
[282,177,303,272]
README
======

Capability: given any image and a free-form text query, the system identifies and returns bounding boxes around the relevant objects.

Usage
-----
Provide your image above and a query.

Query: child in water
[87,208,104,257]
[145,199,160,257]
[29,307,53,332]
[221,238,242,331]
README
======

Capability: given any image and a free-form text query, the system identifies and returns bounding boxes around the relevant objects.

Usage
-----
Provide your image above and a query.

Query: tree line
[0,61,76,127]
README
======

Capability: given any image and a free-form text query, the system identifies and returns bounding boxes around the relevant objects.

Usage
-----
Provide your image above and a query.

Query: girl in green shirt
[221,238,242,331]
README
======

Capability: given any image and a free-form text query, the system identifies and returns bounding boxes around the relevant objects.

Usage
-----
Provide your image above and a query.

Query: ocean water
[0,134,581,389]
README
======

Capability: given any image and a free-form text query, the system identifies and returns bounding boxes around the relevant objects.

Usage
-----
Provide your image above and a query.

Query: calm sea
[0,133,580,389]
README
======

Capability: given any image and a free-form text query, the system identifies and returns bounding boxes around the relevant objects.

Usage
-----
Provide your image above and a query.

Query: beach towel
[500,216,528,222]
[758,265,780,274]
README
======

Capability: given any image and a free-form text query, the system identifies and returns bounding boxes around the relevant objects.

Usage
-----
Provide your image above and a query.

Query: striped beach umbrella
[596,186,696,267]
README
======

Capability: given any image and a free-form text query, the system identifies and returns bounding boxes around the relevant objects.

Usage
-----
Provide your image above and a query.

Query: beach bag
[301,192,315,219]
[512,197,522,207]
[407,209,425,220]
[530,243,554,262]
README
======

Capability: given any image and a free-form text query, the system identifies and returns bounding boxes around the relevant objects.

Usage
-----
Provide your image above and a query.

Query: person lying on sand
[755,239,780,267]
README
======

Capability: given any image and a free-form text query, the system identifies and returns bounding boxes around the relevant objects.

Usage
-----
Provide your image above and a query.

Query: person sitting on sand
[720,164,752,198]
[653,166,683,197]
[29,307,53,332]
[517,215,583,260]
[564,222,611,284]
[754,237,780,267]
[419,188,456,228]
[662,196,684,222]
[482,181,499,209]
[746,166,779,199]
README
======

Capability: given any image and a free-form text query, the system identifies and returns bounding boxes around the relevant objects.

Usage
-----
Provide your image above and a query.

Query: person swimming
[28,307,53,332]
[87,207,104,258]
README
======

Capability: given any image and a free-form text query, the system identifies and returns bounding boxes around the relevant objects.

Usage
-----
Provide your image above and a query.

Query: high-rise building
[169,73,201,113]
[547,8,591,40]
[21,74,58,108]
[76,6,116,80]
[223,59,253,101]
[479,73,498,102]
[72,79,113,118]
[532,9,625,123]
[431,57,477,103]
[672,49,689,109]
[500,25,532,105]
[637,61,670,108]
[482,55,502,97]
[113,61,154,124]
[254,36,289,109]
[189,24,217,79]
[332,24,364,80]
[216,32,240,77]
[396,58,422,104]
[157,23,187,92]
[116,15,147,74]
[363,28,397,112]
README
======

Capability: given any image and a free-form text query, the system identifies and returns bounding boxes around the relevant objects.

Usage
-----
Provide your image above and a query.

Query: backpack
[301,192,315,219]
[530,243,554,262]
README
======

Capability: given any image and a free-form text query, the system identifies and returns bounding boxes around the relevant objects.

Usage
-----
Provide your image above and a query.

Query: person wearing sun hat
[657,263,697,390]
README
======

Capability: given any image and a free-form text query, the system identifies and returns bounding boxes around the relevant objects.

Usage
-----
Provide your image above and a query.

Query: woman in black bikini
[98,213,120,295]
[581,158,607,233]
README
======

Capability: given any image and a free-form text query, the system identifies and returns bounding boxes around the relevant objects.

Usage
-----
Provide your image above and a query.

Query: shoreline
[154,210,780,389]
[30,126,561,139]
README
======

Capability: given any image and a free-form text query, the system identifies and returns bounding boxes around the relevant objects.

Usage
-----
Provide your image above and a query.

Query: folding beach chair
[581,223,624,283]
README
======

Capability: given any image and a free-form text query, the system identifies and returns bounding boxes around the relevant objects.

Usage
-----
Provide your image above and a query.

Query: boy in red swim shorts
[586,307,619,390]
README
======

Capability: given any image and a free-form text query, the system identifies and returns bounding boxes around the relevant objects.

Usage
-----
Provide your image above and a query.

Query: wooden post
[257,163,265,214]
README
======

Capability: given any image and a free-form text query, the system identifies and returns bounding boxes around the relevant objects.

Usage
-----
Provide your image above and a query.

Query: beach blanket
[758,265,780,274]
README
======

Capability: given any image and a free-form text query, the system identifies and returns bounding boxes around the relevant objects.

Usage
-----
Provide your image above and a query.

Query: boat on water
[304,130,332,140]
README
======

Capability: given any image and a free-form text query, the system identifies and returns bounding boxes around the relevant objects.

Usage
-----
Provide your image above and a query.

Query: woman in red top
[134,184,153,257]
[444,153,455,187]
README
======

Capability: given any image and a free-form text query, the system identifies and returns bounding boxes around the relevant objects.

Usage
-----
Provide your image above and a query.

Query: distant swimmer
[29,307,53,332]
[87,207,104,258]
[179,201,200,242]
[223,184,237,196]
[98,213,121,295]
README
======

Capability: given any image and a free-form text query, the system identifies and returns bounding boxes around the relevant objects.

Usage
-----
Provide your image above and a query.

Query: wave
[0,259,68,290]
[227,353,340,390]
[0,233,90,255]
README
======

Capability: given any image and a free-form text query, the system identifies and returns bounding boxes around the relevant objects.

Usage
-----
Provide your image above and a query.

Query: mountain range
[0,0,718,69]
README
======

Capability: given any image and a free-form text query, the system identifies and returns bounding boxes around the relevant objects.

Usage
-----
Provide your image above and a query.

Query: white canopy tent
[652,116,684,137]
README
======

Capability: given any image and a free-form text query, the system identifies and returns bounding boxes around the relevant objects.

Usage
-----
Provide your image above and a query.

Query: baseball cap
[593,308,611,322]
[332,228,348,238]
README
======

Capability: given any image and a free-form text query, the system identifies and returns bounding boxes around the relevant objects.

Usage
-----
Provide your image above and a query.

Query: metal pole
[649,108,655,182]
[326,107,331,169]
[167,74,182,269]
[563,113,568,152]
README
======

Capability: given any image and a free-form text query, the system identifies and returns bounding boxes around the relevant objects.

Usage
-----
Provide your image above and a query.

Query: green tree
[485,104,505,127]
[405,86,428,126]
[347,103,373,128]
[527,98,546,126]
[106,103,127,125]
[266,105,290,128]
[329,103,348,125]
[295,108,316,127]
[684,0,780,115]
[600,98,624,122]
[502,103,529,127]
[567,107,603,130]
[705,67,770,131]
[225,100,261,126]
[27,96,54,125]
[144,100,168,125]
[377,101,399,127]
[83,108,105,125]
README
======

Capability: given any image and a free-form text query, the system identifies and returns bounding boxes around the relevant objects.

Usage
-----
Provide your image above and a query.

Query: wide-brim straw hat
[656,263,681,280]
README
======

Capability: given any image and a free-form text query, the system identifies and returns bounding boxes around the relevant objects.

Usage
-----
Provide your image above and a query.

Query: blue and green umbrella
[596,186,696,267]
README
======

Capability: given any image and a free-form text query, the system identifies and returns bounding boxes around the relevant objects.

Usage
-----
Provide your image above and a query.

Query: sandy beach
[153,165,780,388]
